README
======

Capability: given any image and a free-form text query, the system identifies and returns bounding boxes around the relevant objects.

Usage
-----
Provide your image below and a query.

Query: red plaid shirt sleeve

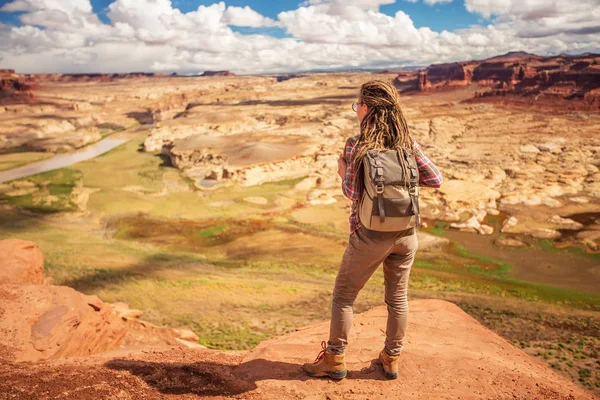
[341,137,361,201]
[414,141,443,188]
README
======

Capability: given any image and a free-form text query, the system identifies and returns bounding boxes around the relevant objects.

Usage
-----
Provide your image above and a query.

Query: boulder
[478,224,494,235]
[569,196,590,203]
[519,144,540,153]
[495,237,527,247]
[111,302,144,320]
[449,216,480,233]
[575,230,600,251]
[531,228,561,240]
[0,239,45,285]
[501,216,518,232]
[536,142,563,154]
[307,190,336,205]
[547,215,584,230]
[172,328,200,343]
[294,177,318,191]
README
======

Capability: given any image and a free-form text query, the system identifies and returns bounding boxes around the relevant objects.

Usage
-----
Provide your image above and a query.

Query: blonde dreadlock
[351,79,415,192]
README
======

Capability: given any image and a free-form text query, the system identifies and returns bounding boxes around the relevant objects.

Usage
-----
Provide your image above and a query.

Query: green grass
[535,238,600,263]
[0,168,82,213]
[453,243,512,277]
[269,176,308,186]
[196,224,228,238]
[185,317,270,350]
[411,253,600,311]
[426,220,449,237]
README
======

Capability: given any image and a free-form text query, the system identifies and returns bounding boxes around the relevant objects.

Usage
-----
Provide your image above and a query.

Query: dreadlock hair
[351,79,415,195]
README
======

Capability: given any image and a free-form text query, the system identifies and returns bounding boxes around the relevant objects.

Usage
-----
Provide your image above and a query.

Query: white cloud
[0,0,92,14]
[465,0,600,38]
[222,5,278,27]
[303,0,397,10]
[107,0,176,31]
[278,5,426,47]
[0,0,598,74]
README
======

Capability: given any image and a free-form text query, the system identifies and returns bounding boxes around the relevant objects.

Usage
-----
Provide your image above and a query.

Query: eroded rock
[531,228,561,240]
[0,239,45,285]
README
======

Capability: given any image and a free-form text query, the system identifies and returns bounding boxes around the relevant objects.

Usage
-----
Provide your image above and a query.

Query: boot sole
[383,371,399,380]
[378,355,399,380]
[305,370,347,380]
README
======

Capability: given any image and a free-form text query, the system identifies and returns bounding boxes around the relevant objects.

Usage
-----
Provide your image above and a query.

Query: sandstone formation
[162,133,322,187]
[413,52,600,110]
[0,299,594,399]
[0,69,34,104]
[34,72,168,83]
[417,61,478,91]
[0,239,204,363]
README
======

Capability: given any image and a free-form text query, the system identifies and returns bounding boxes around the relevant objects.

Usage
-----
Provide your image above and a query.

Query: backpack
[357,146,422,231]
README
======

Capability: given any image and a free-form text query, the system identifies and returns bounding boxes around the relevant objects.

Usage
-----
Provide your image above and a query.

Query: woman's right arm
[414,141,443,188]
[341,137,361,201]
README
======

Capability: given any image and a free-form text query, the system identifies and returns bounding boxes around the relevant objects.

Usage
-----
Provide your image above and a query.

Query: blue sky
[0,0,488,34]
[0,0,597,74]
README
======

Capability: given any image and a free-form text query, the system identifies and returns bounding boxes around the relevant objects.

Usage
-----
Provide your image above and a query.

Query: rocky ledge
[0,282,594,399]
[0,239,204,363]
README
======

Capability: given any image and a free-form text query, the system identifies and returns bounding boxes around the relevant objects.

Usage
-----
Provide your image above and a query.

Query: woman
[302,80,443,380]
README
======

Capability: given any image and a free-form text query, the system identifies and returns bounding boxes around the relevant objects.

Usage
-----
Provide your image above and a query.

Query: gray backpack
[357,147,422,231]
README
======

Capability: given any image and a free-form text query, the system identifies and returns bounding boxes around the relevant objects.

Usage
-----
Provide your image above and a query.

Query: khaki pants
[327,225,418,356]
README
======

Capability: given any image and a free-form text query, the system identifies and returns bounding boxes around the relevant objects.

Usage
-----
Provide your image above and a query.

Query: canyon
[408,52,600,111]
[0,51,599,397]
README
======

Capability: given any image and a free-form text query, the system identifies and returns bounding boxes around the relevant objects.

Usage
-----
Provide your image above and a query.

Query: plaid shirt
[341,135,443,234]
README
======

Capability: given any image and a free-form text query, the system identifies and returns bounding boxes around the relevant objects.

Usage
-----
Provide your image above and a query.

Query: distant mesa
[485,51,537,61]
[200,70,235,77]
[35,72,168,83]
[404,52,600,110]
[0,69,36,104]
[276,74,306,82]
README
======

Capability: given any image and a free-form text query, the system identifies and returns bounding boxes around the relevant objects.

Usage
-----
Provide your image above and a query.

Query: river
[0,137,129,184]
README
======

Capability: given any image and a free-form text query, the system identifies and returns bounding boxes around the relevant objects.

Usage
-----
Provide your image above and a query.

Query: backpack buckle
[376,184,384,194]
[409,186,417,196]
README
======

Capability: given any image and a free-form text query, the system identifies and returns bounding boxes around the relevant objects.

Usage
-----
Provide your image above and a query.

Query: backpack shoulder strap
[371,151,386,223]
[405,150,421,227]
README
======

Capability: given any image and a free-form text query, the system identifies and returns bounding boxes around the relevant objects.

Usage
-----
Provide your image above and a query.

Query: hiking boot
[378,349,400,379]
[302,341,347,380]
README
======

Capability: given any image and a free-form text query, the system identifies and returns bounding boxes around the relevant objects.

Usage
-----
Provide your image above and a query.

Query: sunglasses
[351,102,363,112]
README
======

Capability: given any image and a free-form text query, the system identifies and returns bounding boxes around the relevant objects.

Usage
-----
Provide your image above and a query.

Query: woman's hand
[337,155,347,179]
